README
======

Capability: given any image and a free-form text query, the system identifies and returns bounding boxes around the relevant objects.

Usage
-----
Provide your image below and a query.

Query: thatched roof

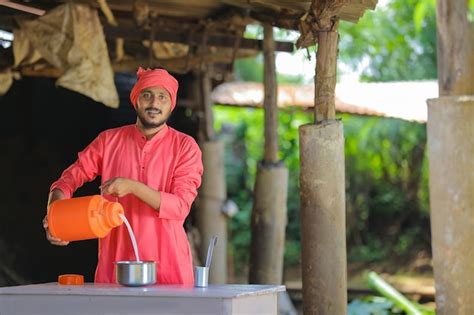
[0,0,378,107]
[0,0,377,75]
[211,81,437,122]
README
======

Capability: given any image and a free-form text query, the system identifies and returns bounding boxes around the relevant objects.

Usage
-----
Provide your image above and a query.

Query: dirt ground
[281,249,436,312]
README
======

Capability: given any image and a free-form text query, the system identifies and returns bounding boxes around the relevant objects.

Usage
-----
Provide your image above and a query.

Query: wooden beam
[103,24,294,52]
[112,47,257,74]
[20,65,62,78]
[132,0,149,27]
[107,1,216,19]
[96,0,118,26]
[0,1,45,16]
[250,11,301,30]
[310,0,345,30]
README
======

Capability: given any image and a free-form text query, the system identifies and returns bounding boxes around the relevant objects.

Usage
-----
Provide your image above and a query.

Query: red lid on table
[58,274,84,285]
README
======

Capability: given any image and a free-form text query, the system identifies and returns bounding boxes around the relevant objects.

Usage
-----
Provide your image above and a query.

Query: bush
[214,107,430,275]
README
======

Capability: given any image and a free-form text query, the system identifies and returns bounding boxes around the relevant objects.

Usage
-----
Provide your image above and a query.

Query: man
[42,67,203,285]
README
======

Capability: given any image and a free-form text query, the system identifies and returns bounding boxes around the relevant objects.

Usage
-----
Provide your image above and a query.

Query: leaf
[469,0,474,23]
[413,1,427,33]
[339,0,437,81]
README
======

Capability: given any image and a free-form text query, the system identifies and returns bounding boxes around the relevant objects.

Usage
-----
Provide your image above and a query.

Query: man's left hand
[101,177,136,197]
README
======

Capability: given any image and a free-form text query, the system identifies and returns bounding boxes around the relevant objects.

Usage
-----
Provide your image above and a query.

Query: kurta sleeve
[50,133,104,198]
[159,138,203,220]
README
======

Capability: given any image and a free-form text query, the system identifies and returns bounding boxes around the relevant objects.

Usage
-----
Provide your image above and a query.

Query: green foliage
[224,0,437,273]
[214,106,312,272]
[348,236,389,263]
[348,296,400,315]
[234,54,304,84]
[349,296,435,315]
[413,0,435,33]
[338,0,437,82]
[234,57,264,82]
[343,114,430,262]
[214,106,430,273]
[470,0,474,23]
[236,23,303,84]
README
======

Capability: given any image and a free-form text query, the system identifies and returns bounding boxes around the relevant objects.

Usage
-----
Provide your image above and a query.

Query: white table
[0,283,286,315]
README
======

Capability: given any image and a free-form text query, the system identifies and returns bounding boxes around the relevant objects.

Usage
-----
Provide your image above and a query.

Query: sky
[274,0,391,84]
[275,46,367,84]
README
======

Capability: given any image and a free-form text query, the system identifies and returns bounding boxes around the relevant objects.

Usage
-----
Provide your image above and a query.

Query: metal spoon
[205,235,218,268]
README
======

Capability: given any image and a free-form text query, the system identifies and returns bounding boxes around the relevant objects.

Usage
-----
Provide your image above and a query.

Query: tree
[338,0,437,82]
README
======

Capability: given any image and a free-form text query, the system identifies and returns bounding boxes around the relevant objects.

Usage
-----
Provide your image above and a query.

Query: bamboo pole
[249,23,288,285]
[194,69,227,284]
[428,96,474,315]
[436,0,474,96]
[196,141,227,284]
[315,31,338,123]
[299,121,347,315]
[249,163,288,284]
[429,1,474,314]
[263,23,279,164]
[199,70,215,142]
[299,1,347,313]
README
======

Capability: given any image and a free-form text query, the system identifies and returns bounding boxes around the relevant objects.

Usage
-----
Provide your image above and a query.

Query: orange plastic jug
[48,195,124,241]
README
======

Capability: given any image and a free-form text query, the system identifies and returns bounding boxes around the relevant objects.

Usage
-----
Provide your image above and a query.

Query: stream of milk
[99,188,141,262]
[118,213,140,262]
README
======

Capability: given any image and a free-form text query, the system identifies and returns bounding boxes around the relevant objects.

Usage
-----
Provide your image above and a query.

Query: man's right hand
[44,189,69,246]
[43,214,69,246]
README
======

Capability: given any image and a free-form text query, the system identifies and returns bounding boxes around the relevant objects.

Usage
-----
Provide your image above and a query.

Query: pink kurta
[50,124,203,284]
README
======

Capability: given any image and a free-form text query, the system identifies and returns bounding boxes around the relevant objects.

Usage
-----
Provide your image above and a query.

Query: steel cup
[194,266,209,287]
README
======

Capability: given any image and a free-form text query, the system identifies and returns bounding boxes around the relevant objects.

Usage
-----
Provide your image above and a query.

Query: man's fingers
[46,233,69,246]
[51,240,69,246]
[100,181,115,195]
[53,240,69,246]
[100,184,109,193]
[101,177,117,188]
[44,219,69,246]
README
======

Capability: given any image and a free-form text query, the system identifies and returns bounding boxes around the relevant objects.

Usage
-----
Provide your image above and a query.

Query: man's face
[136,86,172,129]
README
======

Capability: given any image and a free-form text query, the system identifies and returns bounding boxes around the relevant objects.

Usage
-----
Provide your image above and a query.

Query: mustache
[145,107,162,113]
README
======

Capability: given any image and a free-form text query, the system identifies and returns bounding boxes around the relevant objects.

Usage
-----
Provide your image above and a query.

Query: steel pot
[115,261,156,286]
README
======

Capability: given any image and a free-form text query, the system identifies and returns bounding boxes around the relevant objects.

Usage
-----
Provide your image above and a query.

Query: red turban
[129,67,179,110]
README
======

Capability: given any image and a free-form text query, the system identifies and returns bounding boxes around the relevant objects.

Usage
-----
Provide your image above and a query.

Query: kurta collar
[133,124,170,145]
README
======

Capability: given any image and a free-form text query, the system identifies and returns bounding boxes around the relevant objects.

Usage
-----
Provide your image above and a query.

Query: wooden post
[299,121,346,315]
[436,0,474,96]
[429,1,474,314]
[196,141,227,284]
[200,69,216,141]
[315,31,338,123]
[299,1,347,313]
[194,69,216,142]
[249,162,288,285]
[249,23,289,285]
[263,23,279,164]
[194,69,227,284]
[428,96,474,315]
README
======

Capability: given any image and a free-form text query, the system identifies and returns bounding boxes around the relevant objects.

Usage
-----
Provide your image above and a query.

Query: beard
[136,107,170,129]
